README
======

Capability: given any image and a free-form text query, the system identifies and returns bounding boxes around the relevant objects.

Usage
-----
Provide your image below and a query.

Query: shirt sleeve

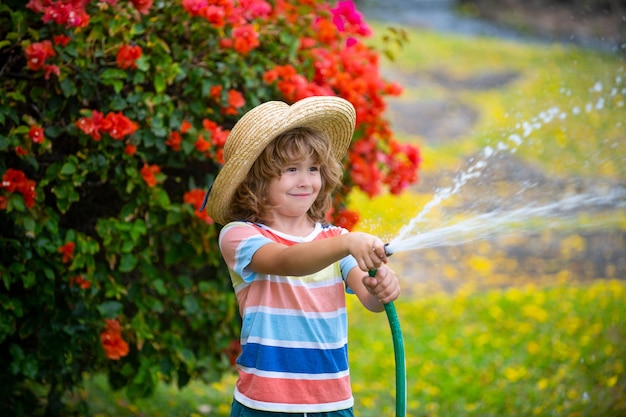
[340,255,358,279]
[218,222,274,283]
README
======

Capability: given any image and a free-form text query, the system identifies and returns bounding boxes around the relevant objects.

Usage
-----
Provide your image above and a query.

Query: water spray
[370,244,406,417]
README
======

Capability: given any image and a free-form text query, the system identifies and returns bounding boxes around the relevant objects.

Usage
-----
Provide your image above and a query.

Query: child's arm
[249,231,388,276]
[347,265,401,313]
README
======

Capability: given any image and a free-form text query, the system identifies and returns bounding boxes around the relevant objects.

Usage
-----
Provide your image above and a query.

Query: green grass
[348,280,626,417]
[80,281,626,417]
[78,24,626,417]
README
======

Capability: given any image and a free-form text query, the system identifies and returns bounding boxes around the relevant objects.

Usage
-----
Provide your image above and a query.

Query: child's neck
[266,216,316,237]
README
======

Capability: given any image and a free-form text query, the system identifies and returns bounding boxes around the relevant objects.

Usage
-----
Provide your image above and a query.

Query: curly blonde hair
[229,127,344,225]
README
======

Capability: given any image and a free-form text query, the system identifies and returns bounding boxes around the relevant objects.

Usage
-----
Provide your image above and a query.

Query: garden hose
[368,266,407,417]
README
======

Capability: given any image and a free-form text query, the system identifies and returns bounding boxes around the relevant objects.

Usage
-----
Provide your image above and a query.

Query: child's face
[266,154,322,221]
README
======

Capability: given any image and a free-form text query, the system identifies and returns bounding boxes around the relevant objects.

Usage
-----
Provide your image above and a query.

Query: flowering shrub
[0,0,420,415]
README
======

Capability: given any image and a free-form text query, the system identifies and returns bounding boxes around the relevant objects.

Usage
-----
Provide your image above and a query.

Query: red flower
[334,208,360,231]
[182,0,208,17]
[383,141,421,194]
[166,131,182,151]
[58,242,76,264]
[202,5,228,28]
[76,111,138,141]
[140,163,160,187]
[24,40,55,71]
[15,146,29,156]
[314,18,338,45]
[28,125,45,144]
[224,89,245,113]
[0,196,7,210]
[232,24,259,55]
[25,0,45,13]
[41,1,90,28]
[116,44,142,70]
[1,168,37,208]
[100,319,129,360]
[124,144,137,156]
[53,34,72,47]
[194,135,211,152]
[76,110,104,141]
[102,112,138,140]
[69,275,91,289]
[214,148,224,164]
[202,119,228,147]
[219,38,233,49]
[210,85,222,100]
[184,189,215,224]
[1,169,26,193]
[130,0,153,15]
[44,64,60,80]
[180,120,192,134]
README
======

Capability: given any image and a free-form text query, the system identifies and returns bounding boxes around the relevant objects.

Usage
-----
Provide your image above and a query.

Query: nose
[297,171,312,188]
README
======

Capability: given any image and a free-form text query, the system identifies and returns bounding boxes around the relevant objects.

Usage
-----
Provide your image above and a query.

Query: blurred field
[349,280,626,417]
[79,23,626,417]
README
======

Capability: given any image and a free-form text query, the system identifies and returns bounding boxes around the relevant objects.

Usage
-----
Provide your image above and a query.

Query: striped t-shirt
[218,221,359,413]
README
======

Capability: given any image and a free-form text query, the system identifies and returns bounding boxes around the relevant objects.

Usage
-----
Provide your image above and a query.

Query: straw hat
[203,96,356,225]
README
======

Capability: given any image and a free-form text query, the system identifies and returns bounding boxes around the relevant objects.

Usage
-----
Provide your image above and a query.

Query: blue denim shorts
[230,399,354,417]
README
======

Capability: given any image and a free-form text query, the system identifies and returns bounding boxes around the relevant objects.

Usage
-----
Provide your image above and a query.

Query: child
[203,96,400,416]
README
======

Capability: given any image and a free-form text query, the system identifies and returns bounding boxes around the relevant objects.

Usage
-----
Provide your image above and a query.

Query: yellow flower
[607,375,618,387]
[503,365,527,382]
[522,304,548,323]
[526,341,540,355]
[537,378,549,390]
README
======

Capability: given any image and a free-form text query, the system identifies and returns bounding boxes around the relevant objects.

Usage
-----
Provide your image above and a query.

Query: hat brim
[205,96,356,225]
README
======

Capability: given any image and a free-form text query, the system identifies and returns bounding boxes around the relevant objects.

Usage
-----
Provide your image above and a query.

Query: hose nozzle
[384,243,393,257]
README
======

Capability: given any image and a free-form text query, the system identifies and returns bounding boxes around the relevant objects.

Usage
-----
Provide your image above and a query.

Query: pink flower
[330,0,371,36]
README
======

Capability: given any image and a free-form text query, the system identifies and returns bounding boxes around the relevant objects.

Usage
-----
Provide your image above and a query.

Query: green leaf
[21,216,35,234]
[119,253,138,272]
[60,160,77,175]
[60,78,78,97]
[22,271,36,289]
[153,189,170,208]
[45,125,65,139]
[182,295,199,315]
[152,279,166,295]
[154,73,166,94]
[101,68,128,80]
[97,301,123,318]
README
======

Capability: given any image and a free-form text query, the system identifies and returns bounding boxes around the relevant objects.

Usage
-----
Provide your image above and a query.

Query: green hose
[369,270,407,417]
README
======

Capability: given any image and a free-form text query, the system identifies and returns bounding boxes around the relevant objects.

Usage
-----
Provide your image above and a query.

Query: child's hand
[362,265,400,305]
[345,232,388,272]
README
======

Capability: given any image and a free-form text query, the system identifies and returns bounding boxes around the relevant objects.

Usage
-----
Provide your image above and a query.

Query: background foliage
[0,1,419,415]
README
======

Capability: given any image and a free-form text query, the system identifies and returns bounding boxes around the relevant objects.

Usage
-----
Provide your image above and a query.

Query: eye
[285,166,297,173]
[309,165,320,172]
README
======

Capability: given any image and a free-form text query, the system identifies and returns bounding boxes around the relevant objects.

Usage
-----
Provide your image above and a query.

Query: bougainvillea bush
[0,0,420,415]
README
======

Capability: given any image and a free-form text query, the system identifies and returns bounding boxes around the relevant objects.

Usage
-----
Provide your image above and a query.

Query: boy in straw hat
[204,96,400,416]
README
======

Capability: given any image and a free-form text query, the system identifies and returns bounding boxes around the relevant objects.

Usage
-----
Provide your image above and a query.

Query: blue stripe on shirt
[242,310,347,345]
[238,342,349,374]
